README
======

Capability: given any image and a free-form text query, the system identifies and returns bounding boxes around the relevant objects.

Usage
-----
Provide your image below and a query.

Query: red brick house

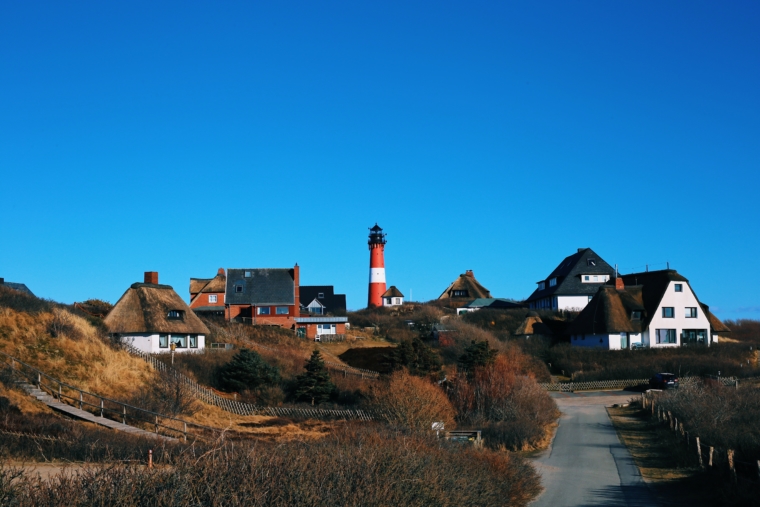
[189,268,226,317]
[295,316,348,341]
[225,265,300,328]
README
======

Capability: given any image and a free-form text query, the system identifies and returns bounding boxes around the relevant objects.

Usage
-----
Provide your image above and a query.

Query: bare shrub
[371,370,456,432]
[129,370,200,417]
[450,354,559,451]
[47,308,83,340]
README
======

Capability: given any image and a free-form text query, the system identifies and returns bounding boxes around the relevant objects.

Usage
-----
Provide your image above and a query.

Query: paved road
[530,391,658,507]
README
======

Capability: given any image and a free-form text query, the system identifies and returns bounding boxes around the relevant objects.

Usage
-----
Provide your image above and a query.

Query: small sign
[432,422,445,431]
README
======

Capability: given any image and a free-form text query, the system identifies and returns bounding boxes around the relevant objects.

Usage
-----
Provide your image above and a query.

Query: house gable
[527,248,615,304]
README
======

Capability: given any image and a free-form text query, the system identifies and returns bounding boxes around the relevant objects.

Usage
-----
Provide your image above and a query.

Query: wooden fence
[643,391,760,485]
[538,376,738,392]
[122,343,375,420]
[0,350,220,442]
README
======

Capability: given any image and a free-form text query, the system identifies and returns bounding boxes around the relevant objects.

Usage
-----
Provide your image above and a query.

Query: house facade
[104,272,209,354]
[526,248,616,311]
[189,268,226,317]
[225,265,300,328]
[381,286,404,307]
[568,270,729,349]
[295,316,348,340]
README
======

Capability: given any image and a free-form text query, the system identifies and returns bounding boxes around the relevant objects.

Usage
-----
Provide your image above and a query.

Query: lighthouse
[367,223,387,308]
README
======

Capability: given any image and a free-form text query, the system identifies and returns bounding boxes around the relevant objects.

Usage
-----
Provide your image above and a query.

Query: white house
[567,270,729,350]
[104,272,209,354]
[381,286,404,307]
[526,248,616,311]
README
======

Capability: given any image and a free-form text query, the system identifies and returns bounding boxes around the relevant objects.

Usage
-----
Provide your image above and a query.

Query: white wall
[646,281,711,347]
[580,274,610,284]
[557,295,592,311]
[120,334,205,353]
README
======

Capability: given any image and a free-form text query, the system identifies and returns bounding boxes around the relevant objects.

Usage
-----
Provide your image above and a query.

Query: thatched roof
[701,303,730,333]
[438,271,491,300]
[382,286,404,298]
[190,268,226,296]
[567,286,645,335]
[515,312,554,336]
[105,283,209,335]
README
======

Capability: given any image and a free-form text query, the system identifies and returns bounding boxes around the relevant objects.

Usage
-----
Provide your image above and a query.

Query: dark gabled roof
[382,286,404,298]
[438,271,491,300]
[226,268,296,306]
[0,281,35,297]
[104,283,209,335]
[526,248,615,302]
[567,285,646,335]
[299,285,347,314]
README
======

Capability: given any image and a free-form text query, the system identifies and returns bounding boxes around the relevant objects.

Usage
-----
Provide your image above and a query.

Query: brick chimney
[465,270,474,277]
[615,277,624,290]
[217,268,225,276]
[144,271,159,284]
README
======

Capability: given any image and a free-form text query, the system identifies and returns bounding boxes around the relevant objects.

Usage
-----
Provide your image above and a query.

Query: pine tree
[215,348,281,392]
[293,350,336,405]
[458,340,496,377]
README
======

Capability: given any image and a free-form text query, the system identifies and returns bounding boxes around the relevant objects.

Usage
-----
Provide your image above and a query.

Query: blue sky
[1,1,759,318]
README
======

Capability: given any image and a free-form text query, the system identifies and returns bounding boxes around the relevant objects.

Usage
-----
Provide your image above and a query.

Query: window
[587,259,597,266]
[662,307,674,318]
[257,307,270,315]
[208,295,217,303]
[656,329,677,344]
[395,298,401,304]
[538,282,545,290]
[167,310,184,319]
[244,271,251,278]
[631,311,642,320]
[549,278,557,287]
[686,307,698,318]
[171,334,187,348]
[318,293,324,299]
[159,335,168,348]
[189,335,198,348]
[276,306,289,315]
[588,295,593,302]
[453,290,469,297]
[235,285,243,293]
[674,284,683,292]
[593,275,598,281]
[584,275,590,281]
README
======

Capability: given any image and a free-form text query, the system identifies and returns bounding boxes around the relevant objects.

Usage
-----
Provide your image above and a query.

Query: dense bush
[449,354,559,451]
[656,382,760,462]
[462,308,575,340]
[370,370,456,432]
[383,338,441,375]
[723,319,760,344]
[0,426,542,507]
[214,348,281,393]
[548,343,760,381]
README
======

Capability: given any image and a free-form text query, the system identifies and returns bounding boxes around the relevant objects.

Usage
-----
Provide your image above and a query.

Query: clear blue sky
[1,1,759,319]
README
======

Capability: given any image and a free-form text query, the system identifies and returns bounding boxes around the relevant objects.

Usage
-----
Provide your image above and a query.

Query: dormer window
[631,311,642,320]
[453,290,469,297]
[235,285,243,293]
[549,278,557,287]
[167,310,184,319]
[538,282,545,290]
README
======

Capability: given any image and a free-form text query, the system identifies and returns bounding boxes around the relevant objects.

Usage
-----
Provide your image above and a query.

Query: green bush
[214,348,281,393]
[291,350,336,405]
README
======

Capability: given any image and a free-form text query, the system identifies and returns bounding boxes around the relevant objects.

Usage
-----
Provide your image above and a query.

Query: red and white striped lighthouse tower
[367,223,387,308]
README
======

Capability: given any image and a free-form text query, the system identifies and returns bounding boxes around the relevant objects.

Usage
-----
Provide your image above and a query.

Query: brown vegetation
[0,426,542,507]
[370,371,456,432]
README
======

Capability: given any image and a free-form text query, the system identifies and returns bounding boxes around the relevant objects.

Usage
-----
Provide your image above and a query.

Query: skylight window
[244,271,251,278]
[587,259,597,266]
[235,285,243,293]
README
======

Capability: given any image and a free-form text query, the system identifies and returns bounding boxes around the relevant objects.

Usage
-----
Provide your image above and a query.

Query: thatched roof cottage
[105,272,209,353]
[438,270,491,308]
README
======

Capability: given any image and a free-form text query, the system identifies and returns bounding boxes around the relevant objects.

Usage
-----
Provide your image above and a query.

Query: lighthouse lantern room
[367,224,387,308]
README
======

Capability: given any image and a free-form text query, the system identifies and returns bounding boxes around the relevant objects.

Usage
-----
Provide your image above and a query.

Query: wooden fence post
[696,437,703,468]
[122,406,126,424]
[79,391,83,410]
[58,383,62,400]
[709,447,714,467]
[728,449,737,483]
[100,399,104,417]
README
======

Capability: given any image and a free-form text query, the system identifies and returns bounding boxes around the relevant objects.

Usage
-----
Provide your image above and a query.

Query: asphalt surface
[530,391,658,507]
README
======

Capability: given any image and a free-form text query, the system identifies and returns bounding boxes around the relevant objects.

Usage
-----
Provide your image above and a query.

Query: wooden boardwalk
[18,383,175,441]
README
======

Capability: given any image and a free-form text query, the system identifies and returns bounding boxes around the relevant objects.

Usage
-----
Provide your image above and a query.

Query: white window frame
[208,294,218,303]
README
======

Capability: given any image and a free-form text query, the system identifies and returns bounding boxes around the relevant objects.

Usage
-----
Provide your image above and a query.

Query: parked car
[649,373,679,389]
